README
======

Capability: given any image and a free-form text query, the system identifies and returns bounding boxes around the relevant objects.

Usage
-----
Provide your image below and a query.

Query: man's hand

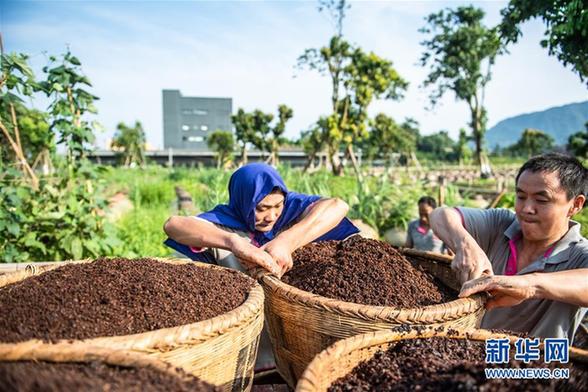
[452,240,494,284]
[228,234,281,275]
[459,274,536,310]
[261,237,294,277]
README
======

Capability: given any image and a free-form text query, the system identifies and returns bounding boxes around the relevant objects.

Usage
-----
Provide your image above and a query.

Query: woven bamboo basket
[0,340,203,386]
[258,247,486,387]
[297,326,588,391]
[0,258,264,392]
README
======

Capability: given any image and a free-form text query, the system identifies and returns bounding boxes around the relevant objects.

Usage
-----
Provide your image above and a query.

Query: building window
[187,136,204,142]
[181,125,190,131]
[182,109,207,115]
[200,125,208,131]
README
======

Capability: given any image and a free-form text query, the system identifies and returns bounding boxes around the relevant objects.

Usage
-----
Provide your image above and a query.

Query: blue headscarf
[165,163,359,260]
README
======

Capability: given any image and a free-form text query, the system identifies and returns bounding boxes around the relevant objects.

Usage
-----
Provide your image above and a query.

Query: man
[430,153,588,340]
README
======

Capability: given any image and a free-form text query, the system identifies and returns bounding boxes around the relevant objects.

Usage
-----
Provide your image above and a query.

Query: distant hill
[486,101,588,149]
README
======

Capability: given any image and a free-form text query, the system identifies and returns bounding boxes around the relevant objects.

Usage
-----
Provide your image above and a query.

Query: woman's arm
[164,216,280,274]
[164,216,235,250]
[262,198,350,274]
[278,197,350,250]
[459,269,588,309]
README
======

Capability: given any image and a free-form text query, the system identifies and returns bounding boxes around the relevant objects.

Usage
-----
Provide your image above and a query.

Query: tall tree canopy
[297,0,407,177]
[267,104,293,165]
[231,108,255,165]
[112,121,146,167]
[507,128,555,158]
[500,0,588,86]
[207,129,234,169]
[568,121,588,158]
[365,114,418,166]
[420,5,503,176]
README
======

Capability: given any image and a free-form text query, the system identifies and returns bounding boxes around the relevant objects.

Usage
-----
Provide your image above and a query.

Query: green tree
[231,108,255,165]
[38,51,100,169]
[1,104,54,174]
[299,38,407,177]
[0,52,41,188]
[250,109,274,159]
[298,35,350,175]
[318,0,349,37]
[112,121,146,167]
[366,113,417,167]
[267,104,293,165]
[207,130,235,169]
[299,0,407,177]
[420,6,503,175]
[455,128,473,165]
[300,124,326,172]
[1,50,119,262]
[341,49,408,178]
[500,0,588,86]
[568,122,588,158]
[507,128,554,158]
[418,130,457,161]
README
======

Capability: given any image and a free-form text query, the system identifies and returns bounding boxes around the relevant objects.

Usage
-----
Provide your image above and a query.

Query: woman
[163,163,359,276]
[164,163,359,371]
[405,196,446,254]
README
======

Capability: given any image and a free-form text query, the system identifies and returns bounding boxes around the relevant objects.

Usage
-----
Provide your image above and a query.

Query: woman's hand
[228,234,281,275]
[459,274,536,310]
[262,237,294,277]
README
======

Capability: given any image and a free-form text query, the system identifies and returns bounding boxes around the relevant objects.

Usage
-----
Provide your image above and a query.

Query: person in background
[405,196,446,254]
[430,153,588,340]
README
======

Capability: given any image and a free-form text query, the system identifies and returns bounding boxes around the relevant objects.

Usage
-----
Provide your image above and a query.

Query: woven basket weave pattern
[261,248,486,387]
[296,326,588,392]
[0,259,264,392]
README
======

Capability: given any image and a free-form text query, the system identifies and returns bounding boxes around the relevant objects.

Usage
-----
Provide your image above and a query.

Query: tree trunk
[267,150,278,166]
[303,153,315,173]
[329,147,343,176]
[346,144,363,181]
[471,107,492,178]
[240,145,248,166]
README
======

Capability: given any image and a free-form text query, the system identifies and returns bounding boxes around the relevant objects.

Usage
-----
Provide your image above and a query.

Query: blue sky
[2,0,587,149]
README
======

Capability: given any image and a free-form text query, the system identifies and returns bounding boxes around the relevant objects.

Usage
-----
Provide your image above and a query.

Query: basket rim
[297,326,588,392]
[0,258,264,351]
[0,340,188,378]
[260,248,485,323]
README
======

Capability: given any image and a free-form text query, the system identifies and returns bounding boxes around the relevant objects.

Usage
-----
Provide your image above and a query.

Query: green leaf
[68,56,81,66]
[51,82,63,92]
[7,222,20,236]
[71,237,83,260]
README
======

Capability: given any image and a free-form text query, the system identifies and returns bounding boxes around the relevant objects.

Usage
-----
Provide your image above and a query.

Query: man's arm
[164,216,280,275]
[459,269,588,309]
[262,198,350,275]
[429,207,494,283]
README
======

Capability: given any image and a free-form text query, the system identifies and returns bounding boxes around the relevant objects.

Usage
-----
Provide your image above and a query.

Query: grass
[113,205,171,257]
[101,162,588,258]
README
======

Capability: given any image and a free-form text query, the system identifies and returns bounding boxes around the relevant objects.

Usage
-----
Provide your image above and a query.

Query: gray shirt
[457,207,588,340]
[407,219,445,254]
